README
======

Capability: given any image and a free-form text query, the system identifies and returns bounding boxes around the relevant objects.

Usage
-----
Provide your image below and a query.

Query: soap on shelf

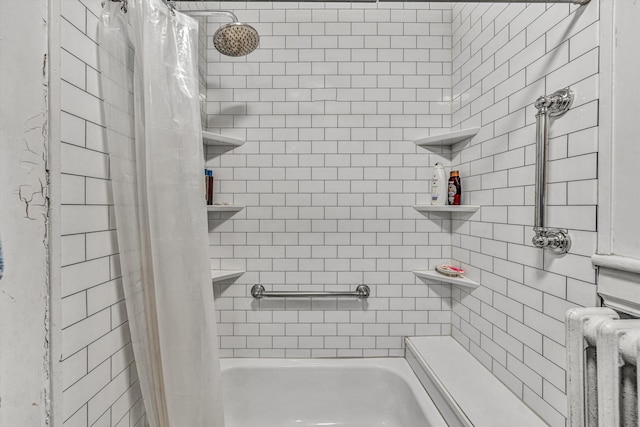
[435,264,464,277]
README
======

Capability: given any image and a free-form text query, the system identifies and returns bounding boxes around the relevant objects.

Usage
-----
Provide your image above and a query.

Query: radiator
[566,307,640,426]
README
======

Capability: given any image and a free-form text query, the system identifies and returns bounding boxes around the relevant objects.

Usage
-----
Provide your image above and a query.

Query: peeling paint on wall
[0,1,51,426]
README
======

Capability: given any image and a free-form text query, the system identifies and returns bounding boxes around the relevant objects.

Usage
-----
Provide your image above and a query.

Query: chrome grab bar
[532,88,573,254]
[251,284,370,299]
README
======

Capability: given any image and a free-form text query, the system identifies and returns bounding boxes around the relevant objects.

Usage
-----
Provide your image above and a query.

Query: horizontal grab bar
[251,284,370,299]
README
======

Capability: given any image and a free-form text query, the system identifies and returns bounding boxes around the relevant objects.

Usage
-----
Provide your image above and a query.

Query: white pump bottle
[431,163,447,205]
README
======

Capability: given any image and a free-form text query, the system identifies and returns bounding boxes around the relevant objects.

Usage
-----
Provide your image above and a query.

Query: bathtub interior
[220,358,447,427]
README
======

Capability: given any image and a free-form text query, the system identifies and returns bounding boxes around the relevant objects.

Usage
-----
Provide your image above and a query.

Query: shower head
[175,8,260,57]
[213,22,260,57]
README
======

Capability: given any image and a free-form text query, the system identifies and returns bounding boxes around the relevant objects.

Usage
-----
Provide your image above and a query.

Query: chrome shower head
[176,8,260,57]
[213,22,260,57]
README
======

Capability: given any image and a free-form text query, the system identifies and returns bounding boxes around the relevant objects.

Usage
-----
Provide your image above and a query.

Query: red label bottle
[448,170,461,205]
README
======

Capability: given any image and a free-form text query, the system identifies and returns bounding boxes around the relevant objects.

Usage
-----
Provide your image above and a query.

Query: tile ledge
[413,205,479,213]
[206,204,245,212]
[202,131,245,147]
[211,270,245,283]
[405,336,547,427]
[413,127,480,147]
[412,270,479,289]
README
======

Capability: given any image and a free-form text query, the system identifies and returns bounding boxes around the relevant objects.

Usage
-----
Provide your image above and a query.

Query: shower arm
[104,0,241,20]
[532,88,573,254]
[165,6,239,22]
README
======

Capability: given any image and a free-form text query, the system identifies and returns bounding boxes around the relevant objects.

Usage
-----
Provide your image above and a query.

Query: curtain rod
[111,0,590,6]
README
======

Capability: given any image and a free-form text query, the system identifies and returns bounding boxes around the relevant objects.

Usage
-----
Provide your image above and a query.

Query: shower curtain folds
[99,1,225,426]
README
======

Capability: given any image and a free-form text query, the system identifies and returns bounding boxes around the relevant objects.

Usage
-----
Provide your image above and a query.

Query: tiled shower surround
[201,1,599,425]
[203,1,456,359]
[58,1,600,426]
[60,1,143,425]
[449,3,598,424]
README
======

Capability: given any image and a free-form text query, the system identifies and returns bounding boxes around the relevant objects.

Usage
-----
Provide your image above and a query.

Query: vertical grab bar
[532,88,573,254]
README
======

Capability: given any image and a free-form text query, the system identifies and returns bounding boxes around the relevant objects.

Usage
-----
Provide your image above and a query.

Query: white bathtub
[220,358,448,427]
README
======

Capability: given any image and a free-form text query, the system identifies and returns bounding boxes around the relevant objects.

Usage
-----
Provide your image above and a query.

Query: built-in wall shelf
[413,127,480,147]
[204,131,244,284]
[211,270,245,283]
[207,204,245,213]
[413,270,479,289]
[202,131,245,147]
[413,204,480,213]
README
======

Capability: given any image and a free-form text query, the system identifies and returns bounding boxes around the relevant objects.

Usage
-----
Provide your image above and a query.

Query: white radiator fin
[566,308,640,426]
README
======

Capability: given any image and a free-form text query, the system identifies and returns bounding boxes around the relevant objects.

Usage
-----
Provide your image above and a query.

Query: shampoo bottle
[448,170,461,205]
[431,163,447,205]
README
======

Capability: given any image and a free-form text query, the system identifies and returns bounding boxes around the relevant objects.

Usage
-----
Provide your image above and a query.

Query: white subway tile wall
[58,1,601,426]
[450,3,598,426]
[196,1,599,425]
[60,0,145,426]
[196,0,456,359]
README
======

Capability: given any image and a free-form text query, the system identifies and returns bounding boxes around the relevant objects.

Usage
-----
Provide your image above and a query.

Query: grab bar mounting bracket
[534,88,573,117]
[532,227,571,254]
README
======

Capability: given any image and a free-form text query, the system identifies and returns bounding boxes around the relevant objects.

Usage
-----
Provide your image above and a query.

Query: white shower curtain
[99,1,225,426]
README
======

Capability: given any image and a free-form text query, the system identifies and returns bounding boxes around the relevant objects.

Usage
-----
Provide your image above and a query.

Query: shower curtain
[99,1,225,425]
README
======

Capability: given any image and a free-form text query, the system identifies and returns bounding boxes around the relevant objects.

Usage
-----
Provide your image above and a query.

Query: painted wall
[0,1,51,425]
[200,1,456,358]
[449,3,599,425]
[57,0,145,425]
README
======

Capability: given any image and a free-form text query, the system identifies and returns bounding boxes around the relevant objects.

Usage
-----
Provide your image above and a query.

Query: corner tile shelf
[202,131,245,147]
[413,204,479,213]
[207,204,245,213]
[412,129,481,290]
[203,132,245,287]
[413,127,480,147]
[413,270,479,289]
[211,270,245,283]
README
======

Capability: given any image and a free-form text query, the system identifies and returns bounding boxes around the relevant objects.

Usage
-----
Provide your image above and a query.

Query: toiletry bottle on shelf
[431,163,447,205]
[209,170,214,205]
[204,169,209,202]
[205,169,214,205]
[448,170,461,205]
